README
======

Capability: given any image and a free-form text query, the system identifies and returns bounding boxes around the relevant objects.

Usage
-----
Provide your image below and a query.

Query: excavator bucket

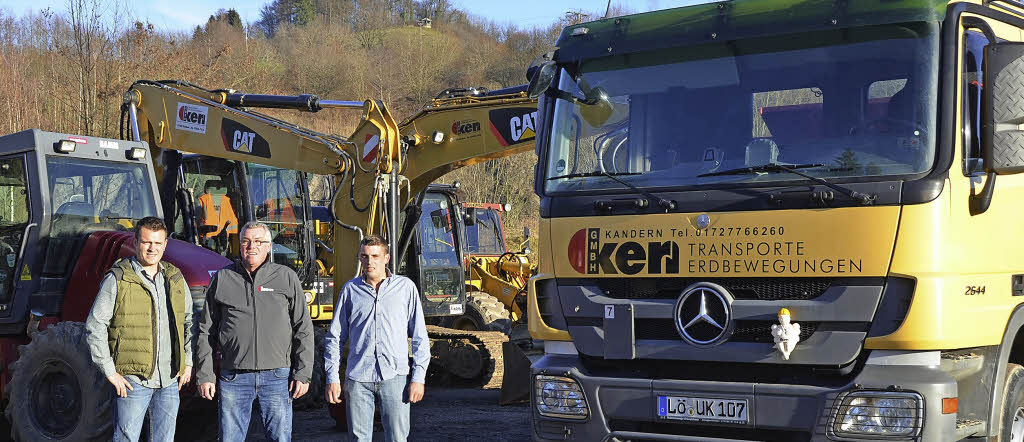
[499,341,533,405]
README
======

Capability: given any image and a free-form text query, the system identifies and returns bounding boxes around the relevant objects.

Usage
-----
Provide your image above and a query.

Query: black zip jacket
[195,260,313,384]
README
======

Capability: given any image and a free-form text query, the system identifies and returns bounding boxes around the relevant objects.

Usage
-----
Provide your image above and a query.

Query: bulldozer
[121,80,539,417]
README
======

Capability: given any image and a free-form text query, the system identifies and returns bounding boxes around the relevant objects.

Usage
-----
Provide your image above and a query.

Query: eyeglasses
[240,239,270,247]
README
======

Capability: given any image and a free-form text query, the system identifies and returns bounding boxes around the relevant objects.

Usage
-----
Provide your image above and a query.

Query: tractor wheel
[293,325,327,410]
[175,396,218,442]
[444,292,511,334]
[4,321,113,441]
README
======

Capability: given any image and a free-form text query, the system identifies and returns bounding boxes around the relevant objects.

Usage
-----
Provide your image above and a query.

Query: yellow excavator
[121,80,538,406]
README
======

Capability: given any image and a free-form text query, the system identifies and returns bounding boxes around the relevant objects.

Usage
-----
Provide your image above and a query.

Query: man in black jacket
[196,221,313,442]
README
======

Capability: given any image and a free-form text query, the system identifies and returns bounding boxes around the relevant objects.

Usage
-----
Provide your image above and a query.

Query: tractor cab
[0,129,163,325]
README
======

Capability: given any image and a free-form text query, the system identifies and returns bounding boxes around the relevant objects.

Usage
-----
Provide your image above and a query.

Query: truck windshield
[543,22,939,193]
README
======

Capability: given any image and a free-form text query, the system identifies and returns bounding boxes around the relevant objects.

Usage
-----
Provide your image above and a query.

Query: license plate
[657,395,748,424]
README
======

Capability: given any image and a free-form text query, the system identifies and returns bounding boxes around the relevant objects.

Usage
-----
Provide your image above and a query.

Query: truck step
[940,352,985,380]
[955,419,986,440]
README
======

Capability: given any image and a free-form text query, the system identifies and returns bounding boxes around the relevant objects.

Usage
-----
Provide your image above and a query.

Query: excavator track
[426,325,509,389]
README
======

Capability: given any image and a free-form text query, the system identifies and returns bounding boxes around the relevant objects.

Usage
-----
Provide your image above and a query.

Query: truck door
[948,13,1024,344]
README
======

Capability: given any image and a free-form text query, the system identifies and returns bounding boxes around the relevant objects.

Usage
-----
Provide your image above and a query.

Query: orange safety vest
[264,198,296,223]
[198,193,239,238]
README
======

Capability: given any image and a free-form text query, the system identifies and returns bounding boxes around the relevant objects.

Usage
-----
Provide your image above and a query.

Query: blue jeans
[218,368,293,442]
[345,375,410,442]
[113,378,179,442]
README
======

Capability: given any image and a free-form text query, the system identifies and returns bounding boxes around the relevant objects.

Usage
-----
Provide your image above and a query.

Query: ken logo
[567,228,680,275]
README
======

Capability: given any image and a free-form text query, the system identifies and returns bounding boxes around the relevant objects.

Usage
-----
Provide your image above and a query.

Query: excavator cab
[404,189,466,317]
[178,156,244,258]
[246,164,309,272]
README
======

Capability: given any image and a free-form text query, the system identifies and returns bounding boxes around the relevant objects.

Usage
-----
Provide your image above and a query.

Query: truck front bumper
[531,354,958,442]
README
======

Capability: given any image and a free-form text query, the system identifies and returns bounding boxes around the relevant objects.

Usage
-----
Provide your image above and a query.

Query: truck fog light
[534,375,588,420]
[829,391,922,438]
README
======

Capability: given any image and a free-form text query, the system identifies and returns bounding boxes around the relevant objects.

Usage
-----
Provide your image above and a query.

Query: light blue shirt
[325,273,430,384]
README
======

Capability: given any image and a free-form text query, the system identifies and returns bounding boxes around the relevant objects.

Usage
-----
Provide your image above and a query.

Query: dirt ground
[244,388,532,441]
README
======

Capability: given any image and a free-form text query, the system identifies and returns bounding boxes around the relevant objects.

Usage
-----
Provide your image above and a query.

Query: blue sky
[0,0,711,33]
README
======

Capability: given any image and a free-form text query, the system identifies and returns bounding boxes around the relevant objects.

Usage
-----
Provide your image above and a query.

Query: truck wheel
[293,325,327,409]
[1002,363,1024,442]
[4,321,113,441]
[445,292,511,334]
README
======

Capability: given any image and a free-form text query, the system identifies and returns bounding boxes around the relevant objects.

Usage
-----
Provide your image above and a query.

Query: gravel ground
[244,388,532,441]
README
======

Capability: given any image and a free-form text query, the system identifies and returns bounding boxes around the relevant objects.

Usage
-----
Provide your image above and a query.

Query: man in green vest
[85,216,193,442]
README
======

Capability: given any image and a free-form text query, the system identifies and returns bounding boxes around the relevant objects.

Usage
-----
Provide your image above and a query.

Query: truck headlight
[534,375,588,419]
[829,391,922,438]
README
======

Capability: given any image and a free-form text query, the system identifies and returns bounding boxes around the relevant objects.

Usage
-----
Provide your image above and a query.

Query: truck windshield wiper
[547,171,641,180]
[698,163,876,205]
[549,170,677,211]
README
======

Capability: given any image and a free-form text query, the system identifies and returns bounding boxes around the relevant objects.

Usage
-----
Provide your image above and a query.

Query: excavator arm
[123,80,535,287]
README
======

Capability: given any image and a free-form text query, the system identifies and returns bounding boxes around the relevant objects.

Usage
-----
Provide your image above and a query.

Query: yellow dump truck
[526,0,1024,440]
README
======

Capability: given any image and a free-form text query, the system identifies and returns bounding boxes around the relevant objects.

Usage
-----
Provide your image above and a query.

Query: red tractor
[0,129,230,440]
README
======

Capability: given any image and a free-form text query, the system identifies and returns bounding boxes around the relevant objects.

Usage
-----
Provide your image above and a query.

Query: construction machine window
[417,193,461,308]
[544,22,939,193]
[0,155,29,303]
[418,195,458,267]
[43,157,156,276]
[465,208,505,255]
[180,157,244,257]
[246,164,306,273]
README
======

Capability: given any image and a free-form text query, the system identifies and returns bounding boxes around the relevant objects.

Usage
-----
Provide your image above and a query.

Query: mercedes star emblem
[674,282,733,346]
[696,214,711,229]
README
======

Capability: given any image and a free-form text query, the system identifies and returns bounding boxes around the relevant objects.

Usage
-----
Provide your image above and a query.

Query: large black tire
[293,325,327,410]
[1001,363,1024,442]
[4,322,113,441]
[175,396,218,442]
[443,291,511,334]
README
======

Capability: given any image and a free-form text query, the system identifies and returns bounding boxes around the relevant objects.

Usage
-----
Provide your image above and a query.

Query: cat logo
[488,107,539,147]
[220,119,270,158]
[510,111,538,142]
[232,130,257,153]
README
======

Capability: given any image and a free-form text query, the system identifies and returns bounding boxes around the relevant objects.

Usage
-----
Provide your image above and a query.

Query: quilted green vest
[107,258,188,378]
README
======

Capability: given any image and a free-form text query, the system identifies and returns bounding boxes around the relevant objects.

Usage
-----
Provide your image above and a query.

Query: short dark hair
[134,216,168,240]
[359,235,389,254]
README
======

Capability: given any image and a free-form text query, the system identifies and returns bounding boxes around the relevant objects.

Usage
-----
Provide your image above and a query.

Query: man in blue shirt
[325,235,430,442]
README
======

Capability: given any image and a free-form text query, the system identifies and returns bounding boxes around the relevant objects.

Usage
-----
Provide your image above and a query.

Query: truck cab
[527,1,1024,440]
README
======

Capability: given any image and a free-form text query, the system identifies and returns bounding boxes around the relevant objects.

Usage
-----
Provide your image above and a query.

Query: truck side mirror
[523,226,530,241]
[464,207,477,226]
[527,61,557,99]
[983,42,1024,175]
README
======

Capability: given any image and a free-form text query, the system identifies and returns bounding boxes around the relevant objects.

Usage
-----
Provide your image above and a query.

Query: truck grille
[593,277,833,301]
[635,318,819,343]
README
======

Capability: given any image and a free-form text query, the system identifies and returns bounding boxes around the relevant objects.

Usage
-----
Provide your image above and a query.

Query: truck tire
[4,321,113,441]
[1002,364,1024,442]
[293,325,327,410]
[445,291,511,334]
